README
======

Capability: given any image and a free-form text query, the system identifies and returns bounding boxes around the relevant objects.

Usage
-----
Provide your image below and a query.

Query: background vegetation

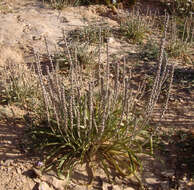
[0,0,193,189]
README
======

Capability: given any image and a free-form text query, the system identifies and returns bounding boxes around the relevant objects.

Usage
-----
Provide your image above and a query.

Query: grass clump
[119,17,148,43]
[53,43,98,75]
[76,44,98,68]
[167,39,189,58]
[167,15,193,60]
[0,61,40,110]
[118,8,156,44]
[165,0,194,17]
[41,0,90,8]
[30,45,147,183]
[140,40,159,61]
[67,24,112,45]
[28,14,173,187]
[41,0,138,9]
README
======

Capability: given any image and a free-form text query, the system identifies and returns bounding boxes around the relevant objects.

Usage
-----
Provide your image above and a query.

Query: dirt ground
[0,0,194,189]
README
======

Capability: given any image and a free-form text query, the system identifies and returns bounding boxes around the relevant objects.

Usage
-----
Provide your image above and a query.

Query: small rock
[0,107,13,118]
[139,61,144,64]
[113,184,136,190]
[143,57,149,61]
[39,182,53,190]
[130,50,136,54]
[124,187,136,190]
[52,178,68,190]
[160,181,169,189]
[32,35,42,41]
[33,168,42,178]
[112,184,120,190]
[22,181,33,190]
[103,182,112,190]
[42,174,68,190]
[60,17,69,23]
[16,167,22,174]
[145,177,159,185]
[107,37,114,43]
[33,178,41,184]
[4,160,13,167]
[161,170,174,177]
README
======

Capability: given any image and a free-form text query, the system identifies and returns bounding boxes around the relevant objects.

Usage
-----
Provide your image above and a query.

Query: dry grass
[1,2,193,188]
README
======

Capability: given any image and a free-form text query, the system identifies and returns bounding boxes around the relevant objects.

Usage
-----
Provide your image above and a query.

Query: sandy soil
[0,0,194,190]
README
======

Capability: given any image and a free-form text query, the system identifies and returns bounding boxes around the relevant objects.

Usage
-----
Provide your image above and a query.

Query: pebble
[39,182,53,190]
[16,167,22,174]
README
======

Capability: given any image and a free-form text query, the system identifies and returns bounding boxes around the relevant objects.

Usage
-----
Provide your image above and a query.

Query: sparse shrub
[165,0,194,17]
[76,44,98,68]
[119,17,147,43]
[41,0,81,8]
[53,44,97,74]
[167,39,189,58]
[175,15,194,42]
[67,24,111,45]
[140,40,159,61]
[41,0,100,8]
[42,0,138,8]
[166,15,193,59]
[118,9,153,44]
[0,61,41,110]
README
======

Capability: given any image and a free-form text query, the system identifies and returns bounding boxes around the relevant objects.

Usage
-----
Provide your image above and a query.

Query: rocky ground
[0,0,194,189]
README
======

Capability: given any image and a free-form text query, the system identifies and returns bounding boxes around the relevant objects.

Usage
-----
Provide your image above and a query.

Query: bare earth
[0,0,194,190]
